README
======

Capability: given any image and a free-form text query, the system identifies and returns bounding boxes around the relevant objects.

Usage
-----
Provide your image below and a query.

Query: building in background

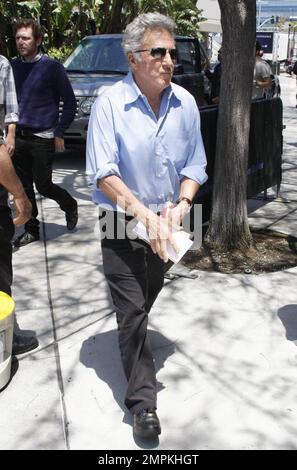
[256,1,297,65]
[197,1,297,65]
[198,0,221,33]
[197,0,222,63]
[257,0,297,24]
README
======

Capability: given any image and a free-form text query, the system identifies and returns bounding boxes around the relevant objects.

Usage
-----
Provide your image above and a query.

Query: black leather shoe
[65,202,78,230]
[133,409,161,438]
[12,333,39,355]
[14,231,39,247]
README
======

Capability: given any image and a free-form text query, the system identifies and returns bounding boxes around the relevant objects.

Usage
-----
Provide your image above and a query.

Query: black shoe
[65,202,78,230]
[133,409,161,438]
[12,333,39,355]
[14,231,39,247]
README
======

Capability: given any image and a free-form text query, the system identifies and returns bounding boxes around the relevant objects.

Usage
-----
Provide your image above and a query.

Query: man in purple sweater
[11,19,78,247]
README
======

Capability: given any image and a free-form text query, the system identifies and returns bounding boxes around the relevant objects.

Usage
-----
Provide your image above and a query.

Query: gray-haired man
[87,12,207,438]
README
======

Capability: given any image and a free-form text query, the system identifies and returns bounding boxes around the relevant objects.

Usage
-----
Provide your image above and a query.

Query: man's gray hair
[122,12,176,55]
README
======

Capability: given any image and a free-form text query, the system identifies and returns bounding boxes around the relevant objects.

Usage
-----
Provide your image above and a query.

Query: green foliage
[16,1,41,17]
[289,22,297,33]
[133,0,202,36]
[46,46,74,63]
[0,0,203,57]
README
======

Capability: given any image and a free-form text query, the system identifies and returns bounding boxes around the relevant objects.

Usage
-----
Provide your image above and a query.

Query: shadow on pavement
[278,304,297,343]
[80,328,175,448]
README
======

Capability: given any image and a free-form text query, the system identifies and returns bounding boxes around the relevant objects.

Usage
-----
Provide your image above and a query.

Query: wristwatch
[176,196,193,208]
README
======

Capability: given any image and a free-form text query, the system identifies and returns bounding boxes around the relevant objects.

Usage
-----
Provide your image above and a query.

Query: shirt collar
[21,52,43,63]
[123,71,179,105]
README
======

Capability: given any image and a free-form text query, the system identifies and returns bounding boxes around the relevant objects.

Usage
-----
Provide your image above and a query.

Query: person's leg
[12,137,39,237]
[145,248,165,314]
[31,138,78,228]
[102,235,159,413]
[0,207,14,296]
[0,208,38,354]
[100,211,164,437]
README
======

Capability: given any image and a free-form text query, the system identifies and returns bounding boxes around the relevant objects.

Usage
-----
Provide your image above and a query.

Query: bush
[46,46,73,63]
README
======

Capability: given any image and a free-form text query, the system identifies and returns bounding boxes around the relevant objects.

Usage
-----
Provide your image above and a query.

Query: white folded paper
[133,221,193,264]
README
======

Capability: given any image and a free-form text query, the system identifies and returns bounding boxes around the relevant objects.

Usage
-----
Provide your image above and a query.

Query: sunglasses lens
[170,49,177,60]
[151,48,166,59]
[151,48,177,60]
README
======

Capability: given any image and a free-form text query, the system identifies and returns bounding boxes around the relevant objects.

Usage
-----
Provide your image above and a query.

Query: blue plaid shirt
[0,55,19,142]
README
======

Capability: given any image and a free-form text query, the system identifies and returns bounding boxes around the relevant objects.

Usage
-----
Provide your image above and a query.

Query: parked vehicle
[63,33,281,141]
[63,34,204,141]
[62,34,283,221]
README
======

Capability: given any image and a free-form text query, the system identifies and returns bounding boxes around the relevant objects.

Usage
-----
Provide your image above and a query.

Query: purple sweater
[11,55,76,137]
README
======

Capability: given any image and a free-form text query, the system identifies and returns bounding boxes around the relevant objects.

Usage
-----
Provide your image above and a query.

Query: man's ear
[37,37,42,48]
[128,52,137,69]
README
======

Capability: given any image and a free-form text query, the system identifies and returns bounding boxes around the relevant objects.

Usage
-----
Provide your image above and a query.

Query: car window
[176,41,197,73]
[64,37,129,73]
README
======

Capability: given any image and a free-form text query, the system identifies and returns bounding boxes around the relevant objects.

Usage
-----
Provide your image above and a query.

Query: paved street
[0,74,296,450]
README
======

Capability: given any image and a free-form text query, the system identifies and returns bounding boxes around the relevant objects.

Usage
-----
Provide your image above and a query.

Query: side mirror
[174,64,184,75]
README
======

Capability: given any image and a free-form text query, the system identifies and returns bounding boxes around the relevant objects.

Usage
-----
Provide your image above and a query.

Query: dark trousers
[100,211,165,414]
[13,136,76,235]
[0,207,14,296]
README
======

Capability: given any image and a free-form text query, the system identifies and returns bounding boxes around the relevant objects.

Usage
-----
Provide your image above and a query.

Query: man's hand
[145,212,179,263]
[54,136,65,153]
[166,201,189,229]
[147,201,189,261]
[12,192,32,226]
[5,134,15,157]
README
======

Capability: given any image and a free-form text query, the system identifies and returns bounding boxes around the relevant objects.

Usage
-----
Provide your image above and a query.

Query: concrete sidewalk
[0,75,296,450]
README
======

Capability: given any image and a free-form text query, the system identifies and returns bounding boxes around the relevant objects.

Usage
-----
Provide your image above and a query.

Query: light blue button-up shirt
[86,72,208,211]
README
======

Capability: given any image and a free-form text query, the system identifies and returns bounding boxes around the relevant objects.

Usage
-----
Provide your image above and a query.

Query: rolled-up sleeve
[179,102,208,185]
[4,61,18,124]
[86,95,121,188]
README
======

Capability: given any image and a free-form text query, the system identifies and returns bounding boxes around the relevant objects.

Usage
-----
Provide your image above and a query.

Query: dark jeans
[13,136,76,235]
[100,211,165,414]
[0,207,14,296]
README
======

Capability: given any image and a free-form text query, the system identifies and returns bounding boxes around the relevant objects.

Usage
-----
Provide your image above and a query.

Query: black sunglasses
[134,47,177,60]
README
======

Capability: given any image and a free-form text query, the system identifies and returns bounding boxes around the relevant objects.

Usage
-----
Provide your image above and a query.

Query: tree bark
[100,0,126,33]
[44,0,53,47]
[0,12,8,56]
[206,0,256,251]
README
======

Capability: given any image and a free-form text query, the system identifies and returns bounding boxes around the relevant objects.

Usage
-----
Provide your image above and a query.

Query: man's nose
[163,51,174,66]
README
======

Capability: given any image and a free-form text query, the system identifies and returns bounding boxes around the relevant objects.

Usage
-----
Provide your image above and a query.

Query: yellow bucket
[0,291,15,321]
[0,291,15,390]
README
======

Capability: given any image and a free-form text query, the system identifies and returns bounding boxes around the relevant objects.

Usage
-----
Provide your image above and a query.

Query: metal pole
[287,24,291,60]
[291,28,296,56]
[274,28,279,74]
[258,1,262,29]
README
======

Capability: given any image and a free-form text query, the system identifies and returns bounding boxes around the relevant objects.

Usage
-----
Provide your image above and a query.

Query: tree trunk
[44,0,53,47]
[206,0,256,251]
[101,0,126,33]
[0,12,8,56]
